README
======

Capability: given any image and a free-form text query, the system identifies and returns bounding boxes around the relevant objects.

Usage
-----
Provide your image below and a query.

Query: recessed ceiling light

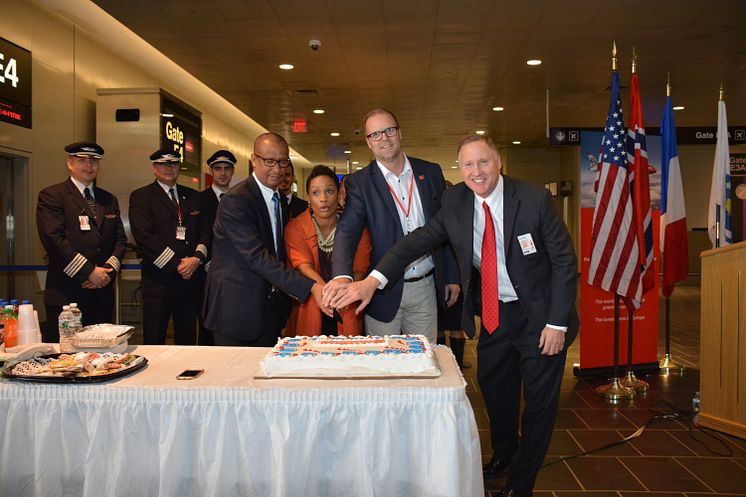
[512,140,522,145]
[312,109,325,114]
[330,132,340,137]
[475,130,486,135]
[344,150,351,154]
[160,113,174,117]
[278,63,294,70]
[526,59,542,66]
[673,106,685,111]
[355,167,363,170]
[492,106,504,112]
[352,161,359,165]
[451,166,458,169]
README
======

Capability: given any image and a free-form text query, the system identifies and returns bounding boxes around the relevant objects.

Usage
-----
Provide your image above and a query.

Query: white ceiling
[91,0,746,169]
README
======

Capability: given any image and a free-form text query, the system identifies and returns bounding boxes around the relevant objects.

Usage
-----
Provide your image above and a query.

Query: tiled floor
[462,276,746,497]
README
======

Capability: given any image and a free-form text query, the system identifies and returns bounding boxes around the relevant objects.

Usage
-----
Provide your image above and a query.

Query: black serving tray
[2,353,148,383]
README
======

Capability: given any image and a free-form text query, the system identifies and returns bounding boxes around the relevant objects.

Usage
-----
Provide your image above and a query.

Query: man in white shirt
[323,108,459,341]
[327,135,579,497]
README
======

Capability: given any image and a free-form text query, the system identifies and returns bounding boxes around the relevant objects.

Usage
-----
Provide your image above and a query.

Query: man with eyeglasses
[36,141,128,343]
[203,132,328,346]
[129,149,206,345]
[322,108,459,341]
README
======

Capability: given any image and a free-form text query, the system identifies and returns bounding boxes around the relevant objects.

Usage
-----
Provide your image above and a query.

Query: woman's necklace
[312,214,337,253]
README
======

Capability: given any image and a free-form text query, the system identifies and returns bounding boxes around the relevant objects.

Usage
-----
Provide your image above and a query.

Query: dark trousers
[197,280,214,346]
[43,300,114,342]
[477,300,567,494]
[213,292,283,347]
[142,292,198,345]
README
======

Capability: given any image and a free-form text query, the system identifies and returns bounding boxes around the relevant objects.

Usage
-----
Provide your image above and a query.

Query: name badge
[176,226,187,240]
[79,215,91,231]
[517,233,537,255]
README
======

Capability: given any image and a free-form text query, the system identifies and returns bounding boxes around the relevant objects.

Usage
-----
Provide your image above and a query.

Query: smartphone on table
[176,369,204,380]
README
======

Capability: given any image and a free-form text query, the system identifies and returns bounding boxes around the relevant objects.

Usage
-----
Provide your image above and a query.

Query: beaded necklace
[312,214,337,253]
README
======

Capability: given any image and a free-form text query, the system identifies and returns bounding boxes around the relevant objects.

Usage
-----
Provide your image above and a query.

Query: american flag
[588,71,642,309]
[627,72,654,294]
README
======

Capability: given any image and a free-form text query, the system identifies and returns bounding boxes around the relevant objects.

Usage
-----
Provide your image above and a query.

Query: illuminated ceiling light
[330,132,340,137]
[278,63,294,70]
[673,106,685,111]
[313,109,325,114]
[344,150,351,154]
[492,106,504,112]
[355,167,363,170]
[512,140,522,145]
[475,130,486,135]
[526,59,542,66]
[451,166,458,169]
[160,113,174,117]
[352,161,359,165]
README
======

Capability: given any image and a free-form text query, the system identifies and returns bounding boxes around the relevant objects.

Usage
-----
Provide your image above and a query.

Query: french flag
[659,93,689,297]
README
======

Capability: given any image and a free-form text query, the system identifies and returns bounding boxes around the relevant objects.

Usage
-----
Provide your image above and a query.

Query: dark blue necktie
[272,192,285,260]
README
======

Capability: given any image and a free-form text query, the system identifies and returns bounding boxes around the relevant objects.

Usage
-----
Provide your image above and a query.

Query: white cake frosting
[259,335,439,377]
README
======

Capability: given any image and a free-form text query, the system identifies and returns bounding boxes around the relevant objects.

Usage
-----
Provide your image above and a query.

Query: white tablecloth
[0,345,483,497]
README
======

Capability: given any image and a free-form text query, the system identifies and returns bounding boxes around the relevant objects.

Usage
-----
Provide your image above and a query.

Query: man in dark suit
[196,149,236,345]
[323,108,459,341]
[129,149,206,345]
[279,161,308,219]
[203,133,327,346]
[36,141,128,342]
[327,135,579,497]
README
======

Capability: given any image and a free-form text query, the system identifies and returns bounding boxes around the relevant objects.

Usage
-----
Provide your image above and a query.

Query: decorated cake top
[271,335,429,358]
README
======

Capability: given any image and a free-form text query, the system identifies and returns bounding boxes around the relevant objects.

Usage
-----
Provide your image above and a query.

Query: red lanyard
[169,189,182,225]
[386,175,414,218]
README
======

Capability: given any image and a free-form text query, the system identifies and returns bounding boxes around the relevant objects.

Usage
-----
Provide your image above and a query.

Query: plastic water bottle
[69,303,83,334]
[2,304,17,348]
[58,305,75,353]
[692,391,701,413]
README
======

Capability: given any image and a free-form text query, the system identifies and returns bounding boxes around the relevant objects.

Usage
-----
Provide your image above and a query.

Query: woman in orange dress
[285,165,371,336]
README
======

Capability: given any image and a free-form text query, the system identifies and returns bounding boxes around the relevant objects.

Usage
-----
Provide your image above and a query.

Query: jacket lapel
[502,176,519,259]
[460,186,475,273]
[66,179,93,219]
[410,160,433,219]
[247,176,276,256]
[154,181,179,221]
[369,162,403,227]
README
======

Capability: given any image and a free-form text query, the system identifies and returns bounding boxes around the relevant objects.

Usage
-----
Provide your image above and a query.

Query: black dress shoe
[495,487,532,497]
[482,456,510,480]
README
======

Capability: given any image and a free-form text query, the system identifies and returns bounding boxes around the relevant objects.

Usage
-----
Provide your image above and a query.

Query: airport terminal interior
[2,1,746,496]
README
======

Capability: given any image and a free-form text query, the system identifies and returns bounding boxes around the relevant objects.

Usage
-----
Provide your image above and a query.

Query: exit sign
[292,118,307,133]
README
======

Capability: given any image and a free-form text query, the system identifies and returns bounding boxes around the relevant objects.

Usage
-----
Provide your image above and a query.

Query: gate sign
[0,37,32,129]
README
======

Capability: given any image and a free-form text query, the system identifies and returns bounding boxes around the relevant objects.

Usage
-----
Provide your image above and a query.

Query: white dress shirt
[70,176,94,199]
[157,181,179,204]
[252,172,281,253]
[212,184,227,201]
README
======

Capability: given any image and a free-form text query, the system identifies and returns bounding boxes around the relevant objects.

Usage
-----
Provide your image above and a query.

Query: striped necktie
[84,187,97,222]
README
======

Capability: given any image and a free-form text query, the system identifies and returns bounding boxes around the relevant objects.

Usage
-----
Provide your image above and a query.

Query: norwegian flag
[588,70,642,310]
[626,72,654,294]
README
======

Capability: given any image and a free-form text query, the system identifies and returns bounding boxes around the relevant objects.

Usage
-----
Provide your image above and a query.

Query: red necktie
[481,201,499,334]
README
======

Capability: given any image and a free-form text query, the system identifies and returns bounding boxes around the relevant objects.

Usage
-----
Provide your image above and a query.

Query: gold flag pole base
[659,353,685,375]
[595,377,636,402]
[620,370,649,394]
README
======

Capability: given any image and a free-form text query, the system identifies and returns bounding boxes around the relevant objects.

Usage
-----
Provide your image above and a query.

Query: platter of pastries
[2,352,147,383]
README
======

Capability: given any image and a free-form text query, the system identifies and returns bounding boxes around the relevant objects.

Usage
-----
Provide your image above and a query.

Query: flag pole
[596,294,635,401]
[594,42,635,402]
[715,83,724,248]
[659,73,685,375]
[619,47,649,394]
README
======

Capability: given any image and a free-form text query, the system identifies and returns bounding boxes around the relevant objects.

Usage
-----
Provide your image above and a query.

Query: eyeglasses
[366,126,399,141]
[255,154,291,168]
